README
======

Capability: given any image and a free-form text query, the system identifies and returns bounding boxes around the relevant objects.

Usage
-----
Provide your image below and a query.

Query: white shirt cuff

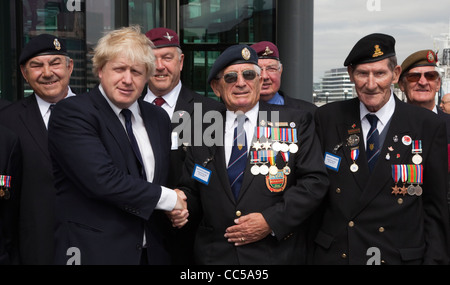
[155,186,177,211]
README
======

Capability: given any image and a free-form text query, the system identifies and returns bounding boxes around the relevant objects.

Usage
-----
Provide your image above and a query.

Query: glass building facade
[0,0,312,102]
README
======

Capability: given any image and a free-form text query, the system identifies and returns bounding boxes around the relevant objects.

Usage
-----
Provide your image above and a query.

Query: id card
[192,164,212,185]
[324,152,341,172]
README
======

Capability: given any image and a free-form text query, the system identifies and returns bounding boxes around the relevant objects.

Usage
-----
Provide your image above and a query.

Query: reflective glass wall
[180,0,275,98]
[0,0,276,102]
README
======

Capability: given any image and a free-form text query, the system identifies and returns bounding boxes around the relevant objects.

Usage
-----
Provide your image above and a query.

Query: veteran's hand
[224,213,272,246]
[165,189,189,228]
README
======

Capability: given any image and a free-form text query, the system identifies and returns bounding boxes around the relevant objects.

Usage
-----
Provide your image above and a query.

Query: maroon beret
[145,27,180,48]
[250,41,279,60]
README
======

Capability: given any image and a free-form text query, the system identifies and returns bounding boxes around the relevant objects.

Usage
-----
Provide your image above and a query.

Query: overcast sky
[313,0,450,82]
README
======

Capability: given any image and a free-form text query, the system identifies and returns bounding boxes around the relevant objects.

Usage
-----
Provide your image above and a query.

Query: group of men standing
[0,26,449,265]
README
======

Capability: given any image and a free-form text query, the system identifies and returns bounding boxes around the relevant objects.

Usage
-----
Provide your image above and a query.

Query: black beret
[400,49,437,77]
[19,34,68,65]
[207,44,258,84]
[344,33,396,67]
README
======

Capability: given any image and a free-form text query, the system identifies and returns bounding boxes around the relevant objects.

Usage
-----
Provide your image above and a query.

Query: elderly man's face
[399,66,441,108]
[211,63,261,113]
[349,58,401,112]
[20,54,73,103]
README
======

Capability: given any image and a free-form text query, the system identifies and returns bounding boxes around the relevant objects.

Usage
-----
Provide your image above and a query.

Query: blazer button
[378,227,385,233]
[236,211,242,217]
[336,188,341,194]
[341,253,347,259]
[348,221,355,227]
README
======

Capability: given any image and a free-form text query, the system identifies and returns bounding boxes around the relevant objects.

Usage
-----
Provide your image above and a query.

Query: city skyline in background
[313,0,450,84]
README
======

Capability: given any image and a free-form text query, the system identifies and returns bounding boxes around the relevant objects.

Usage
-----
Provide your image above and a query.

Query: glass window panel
[180,0,275,97]
[128,0,162,32]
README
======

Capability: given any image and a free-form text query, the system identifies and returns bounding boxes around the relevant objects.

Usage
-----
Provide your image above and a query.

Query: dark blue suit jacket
[48,86,172,265]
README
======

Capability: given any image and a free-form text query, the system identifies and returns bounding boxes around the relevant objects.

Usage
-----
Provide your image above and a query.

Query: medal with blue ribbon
[350,148,359,172]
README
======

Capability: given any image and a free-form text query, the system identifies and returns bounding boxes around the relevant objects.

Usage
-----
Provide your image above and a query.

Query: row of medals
[347,133,423,196]
[249,122,298,176]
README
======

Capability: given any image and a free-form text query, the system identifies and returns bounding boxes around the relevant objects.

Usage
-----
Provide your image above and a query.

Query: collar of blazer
[20,94,51,159]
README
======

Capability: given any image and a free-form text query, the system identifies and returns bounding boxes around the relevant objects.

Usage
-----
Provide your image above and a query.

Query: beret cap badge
[242,48,251,60]
[427,50,435,63]
[53,38,61,51]
[262,46,274,56]
[373,45,384,58]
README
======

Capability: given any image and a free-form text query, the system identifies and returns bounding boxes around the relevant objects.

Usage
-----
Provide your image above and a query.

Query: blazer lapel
[354,99,414,216]
[90,87,138,176]
[19,95,50,160]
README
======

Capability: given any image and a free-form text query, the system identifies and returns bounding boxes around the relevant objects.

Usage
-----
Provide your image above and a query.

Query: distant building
[314,68,354,106]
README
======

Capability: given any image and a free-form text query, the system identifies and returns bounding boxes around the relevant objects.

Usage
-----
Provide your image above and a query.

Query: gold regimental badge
[263,46,273,56]
[242,48,251,60]
[54,39,61,51]
[372,45,383,58]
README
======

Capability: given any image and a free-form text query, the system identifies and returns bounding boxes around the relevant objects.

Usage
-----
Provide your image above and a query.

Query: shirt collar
[145,81,182,108]
[225,102,259,130]
[35,86,76,117]
[267,92,285,105]
[99,84,140,118]
[359,90,396,127]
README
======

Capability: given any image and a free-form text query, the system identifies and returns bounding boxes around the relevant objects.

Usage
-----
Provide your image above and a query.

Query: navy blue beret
[207,44,258,84]
[344,33,396,67]
[19,34,68,65]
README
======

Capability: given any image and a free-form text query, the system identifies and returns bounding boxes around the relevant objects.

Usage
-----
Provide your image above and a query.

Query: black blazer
[166,85,225,188]
[0,95,55,264]
[48,87,172,265]
[0,125,21,264]
[313,96,450,264]
[280,91,317,115]
[179,101,329,265]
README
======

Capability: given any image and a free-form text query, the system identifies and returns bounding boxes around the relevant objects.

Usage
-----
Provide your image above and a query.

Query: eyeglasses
[404,71,440,83]
[219,70,258,84]
[261,66,281,74]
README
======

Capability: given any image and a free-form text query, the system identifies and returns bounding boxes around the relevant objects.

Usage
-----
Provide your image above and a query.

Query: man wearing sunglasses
[399,49,450,202]
[250,41,317,114]
[312,34,450,264]
[171,44,329,264]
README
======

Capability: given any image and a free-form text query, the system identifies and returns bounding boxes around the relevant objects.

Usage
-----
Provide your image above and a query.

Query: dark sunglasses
[404,71,440,83]
[221,70,258,83]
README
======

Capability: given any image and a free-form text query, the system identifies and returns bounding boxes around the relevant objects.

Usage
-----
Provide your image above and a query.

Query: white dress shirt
[224,102,259,167]
[38,86,76,129]
[359,91,396,149]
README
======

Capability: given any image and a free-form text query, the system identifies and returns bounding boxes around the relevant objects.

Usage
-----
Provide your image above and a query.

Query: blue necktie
[227,114,247,200]
[121,109,147,180]
[366,114,380,172]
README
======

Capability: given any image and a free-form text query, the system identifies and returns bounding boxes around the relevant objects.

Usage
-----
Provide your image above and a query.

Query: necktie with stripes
[366,114,380,172]
[227,114,247,200]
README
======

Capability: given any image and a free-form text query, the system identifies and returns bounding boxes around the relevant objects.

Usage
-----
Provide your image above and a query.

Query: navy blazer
[313,96,450,264]
[0,95,55,264]
[179,101,329,265]
[49,86,172,265]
